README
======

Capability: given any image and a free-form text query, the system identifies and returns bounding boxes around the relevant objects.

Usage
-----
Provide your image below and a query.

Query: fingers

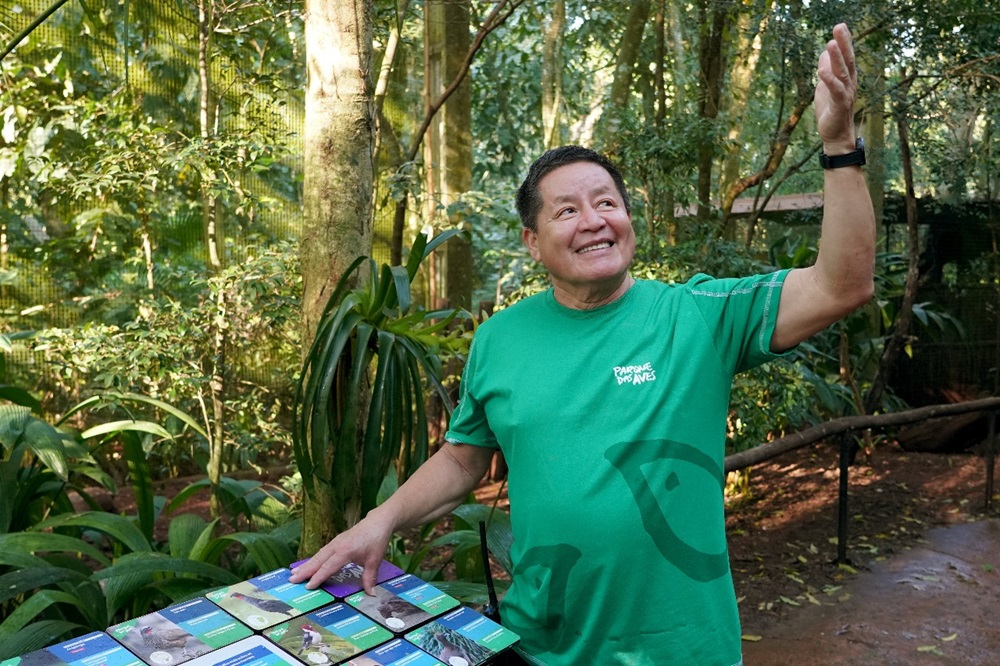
[825,23,856,92]
[360,553,383,596]
[288,540,351,589]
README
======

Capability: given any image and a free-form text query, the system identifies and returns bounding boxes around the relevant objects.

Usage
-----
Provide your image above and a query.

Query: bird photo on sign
[264,603,394,663]
[107,598,253,666]
[206,568,336,630]
[115,620,212,665]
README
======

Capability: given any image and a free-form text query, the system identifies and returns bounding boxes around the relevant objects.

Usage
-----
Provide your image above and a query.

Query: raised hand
[815,23,859,154]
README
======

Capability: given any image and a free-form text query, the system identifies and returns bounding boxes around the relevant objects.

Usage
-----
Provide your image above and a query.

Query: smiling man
[291,23,875,666]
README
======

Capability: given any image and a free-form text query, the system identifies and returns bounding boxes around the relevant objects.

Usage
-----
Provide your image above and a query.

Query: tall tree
[300,0,376,552]
[541,0,566,149]
[609,0,652,106]
[424,0,473,310]
[695,0,736,224]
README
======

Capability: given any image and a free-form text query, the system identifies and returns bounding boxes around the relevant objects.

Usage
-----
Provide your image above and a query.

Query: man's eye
[597,200,614,208]
[557,207,576,217]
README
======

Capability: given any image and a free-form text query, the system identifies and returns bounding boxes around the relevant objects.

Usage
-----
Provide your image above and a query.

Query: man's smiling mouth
[577,241,612,254]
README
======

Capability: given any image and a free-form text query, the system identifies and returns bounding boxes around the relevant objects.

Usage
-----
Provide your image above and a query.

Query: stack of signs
[344,575,459,634]
[207,569,335,631]
[340,638,445,666]
[181,636,300,666]
[107,597,253,665]
[263,603,393,664]
[0,632,143,666]
[289,560,404,599]
[405,607,519,666]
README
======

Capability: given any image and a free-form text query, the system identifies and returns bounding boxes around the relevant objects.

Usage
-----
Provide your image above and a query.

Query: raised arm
[288,442,494,594]
[772,23,876,352]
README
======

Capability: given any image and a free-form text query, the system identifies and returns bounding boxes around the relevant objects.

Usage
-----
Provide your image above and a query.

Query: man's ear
[522,226,541,261]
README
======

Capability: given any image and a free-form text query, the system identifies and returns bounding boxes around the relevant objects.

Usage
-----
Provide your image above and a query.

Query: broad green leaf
[215,533,294,572]
[0,386,42,414]
[390,264,411,313]
[34,512,152,554]
[121,431,155,541]
[185,518,222,563]
[164,478,212,515]
[93,551,240,585]
[0,590,92,637]
[0,404,32,448]
[0,532,110,567]
[0,620,82,661]
[0,567,89,605]
[23,419,71,480]
[168,513,210,559]
[81,420,172,440]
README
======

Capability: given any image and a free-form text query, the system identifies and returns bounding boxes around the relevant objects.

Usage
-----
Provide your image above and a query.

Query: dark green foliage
[294,231,469,531]
[0,390,299,656]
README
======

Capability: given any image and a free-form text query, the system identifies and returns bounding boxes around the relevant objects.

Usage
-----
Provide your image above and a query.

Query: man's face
[522,161,635,306]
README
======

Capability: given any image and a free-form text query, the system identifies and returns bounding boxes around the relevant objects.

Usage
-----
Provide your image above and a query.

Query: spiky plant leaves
[294,231,470,539]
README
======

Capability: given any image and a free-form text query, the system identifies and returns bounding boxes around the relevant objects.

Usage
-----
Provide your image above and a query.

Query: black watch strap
[819,137,866,169]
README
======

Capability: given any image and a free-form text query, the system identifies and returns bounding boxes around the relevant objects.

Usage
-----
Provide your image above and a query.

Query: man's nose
[578,204,604,230]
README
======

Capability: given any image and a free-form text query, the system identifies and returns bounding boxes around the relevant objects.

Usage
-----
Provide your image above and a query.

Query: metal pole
[987,412,996,513]
[837,434,850,563]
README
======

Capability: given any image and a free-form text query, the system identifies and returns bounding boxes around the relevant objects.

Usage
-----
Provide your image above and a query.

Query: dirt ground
[127,440,999,663]
[723,442,999,664]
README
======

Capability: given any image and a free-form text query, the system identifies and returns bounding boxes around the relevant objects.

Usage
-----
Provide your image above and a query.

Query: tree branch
[1,0,74,64]
[405,0,525,163]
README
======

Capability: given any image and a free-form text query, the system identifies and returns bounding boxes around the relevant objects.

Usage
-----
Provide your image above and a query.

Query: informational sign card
[179,637,304,666]
[206,568,336,631]
[289,560,405,599]
[405,607,519,666]
[107,597,253,665]
[0,631,143,666]
[345,575,459,634]
[264,603,393,664]
[342,638,445,666]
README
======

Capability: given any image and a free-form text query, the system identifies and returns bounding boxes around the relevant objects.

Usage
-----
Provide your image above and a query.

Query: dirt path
[740,519,1000,664]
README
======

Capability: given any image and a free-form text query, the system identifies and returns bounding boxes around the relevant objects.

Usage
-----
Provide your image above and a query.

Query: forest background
[0,0,998,657]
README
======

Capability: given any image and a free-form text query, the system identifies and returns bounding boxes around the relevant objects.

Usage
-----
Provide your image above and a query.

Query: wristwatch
[819,137,866,169]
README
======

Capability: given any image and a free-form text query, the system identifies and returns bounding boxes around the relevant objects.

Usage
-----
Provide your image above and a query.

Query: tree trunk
[300,0,375,554]
[387,0,522,265]
[607,0,651,108]
[199,0,227,517]
[424,0,473,311]
[859,23,886,231]
[695,0,733,225]
[541,0,565,150]
[718,11,763,239]
[863,77,920,415]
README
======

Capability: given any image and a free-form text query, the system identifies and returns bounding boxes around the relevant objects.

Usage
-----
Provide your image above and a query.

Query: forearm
[290,442,494,591]
[813,160,876,306]
[772,160,875,350]
[365,442,494,534]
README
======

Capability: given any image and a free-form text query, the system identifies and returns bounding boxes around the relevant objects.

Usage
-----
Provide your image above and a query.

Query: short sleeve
[444,334,499,448]
[684,269,792,373]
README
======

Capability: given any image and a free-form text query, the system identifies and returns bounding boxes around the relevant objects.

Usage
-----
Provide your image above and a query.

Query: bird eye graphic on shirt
[604,438,729,582]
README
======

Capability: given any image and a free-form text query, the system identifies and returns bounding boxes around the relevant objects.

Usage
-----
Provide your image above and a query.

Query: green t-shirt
[445,272,790,666]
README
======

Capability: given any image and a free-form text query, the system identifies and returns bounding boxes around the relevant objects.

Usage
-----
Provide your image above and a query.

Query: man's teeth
[577,242,612,254]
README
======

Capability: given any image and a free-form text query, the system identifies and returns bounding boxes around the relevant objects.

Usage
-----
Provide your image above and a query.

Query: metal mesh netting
[1,0,305,386]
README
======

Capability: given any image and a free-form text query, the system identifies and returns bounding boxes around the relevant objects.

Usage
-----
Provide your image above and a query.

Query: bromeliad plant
[294,231,470,555]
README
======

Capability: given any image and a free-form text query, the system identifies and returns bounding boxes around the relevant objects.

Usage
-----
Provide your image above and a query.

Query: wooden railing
[724,396,1000,562]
